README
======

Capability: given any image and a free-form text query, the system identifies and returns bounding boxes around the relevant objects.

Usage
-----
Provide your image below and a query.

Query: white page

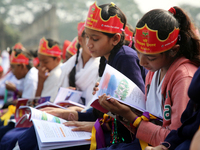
[54,87,83,104]
[19,106,67,124]
[32,119,91,143]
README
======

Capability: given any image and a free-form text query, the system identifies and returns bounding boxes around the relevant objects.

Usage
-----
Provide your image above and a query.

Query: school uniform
[41,63,62,102]
[0,72,23,108]
[58,48,100,106]
[115,57,198,150]
[22,67,38,99]
[0,67,38,149]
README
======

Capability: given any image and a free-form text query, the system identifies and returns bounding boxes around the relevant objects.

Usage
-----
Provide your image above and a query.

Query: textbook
[15,106,91,150]
[34,88,85,110]
[90,64,163,122]
[53,87,85,108]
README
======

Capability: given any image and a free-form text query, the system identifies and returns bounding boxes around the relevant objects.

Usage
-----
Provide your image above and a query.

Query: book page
[54,87,83,104]
[18,106,67,124]
[32,119,91,149]
[91,64,146,113]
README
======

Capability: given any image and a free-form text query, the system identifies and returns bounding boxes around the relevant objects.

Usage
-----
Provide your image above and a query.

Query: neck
[82,51,91,67]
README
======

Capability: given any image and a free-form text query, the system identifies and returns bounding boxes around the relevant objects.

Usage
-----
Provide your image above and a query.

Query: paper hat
[12,43,25,50]
[125,25,134,41]
[77,22,85,36]
[62,40,71,60]
[33,57,40,67]
[67,37,78,56]
[134,24,179,54]
[38,37,62,57]
[85,2,124,34]
[10,51,29,65]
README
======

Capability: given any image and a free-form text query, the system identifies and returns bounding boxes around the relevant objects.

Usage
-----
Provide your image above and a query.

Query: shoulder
[169,57,198,79]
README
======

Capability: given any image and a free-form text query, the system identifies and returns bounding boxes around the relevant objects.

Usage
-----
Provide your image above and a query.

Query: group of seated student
[0,1,199,150]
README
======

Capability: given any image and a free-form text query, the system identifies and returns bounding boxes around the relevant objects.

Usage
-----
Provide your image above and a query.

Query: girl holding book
[97,6,200,149]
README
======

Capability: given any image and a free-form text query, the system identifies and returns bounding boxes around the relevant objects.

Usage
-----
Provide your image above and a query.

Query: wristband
[132,117,142,128]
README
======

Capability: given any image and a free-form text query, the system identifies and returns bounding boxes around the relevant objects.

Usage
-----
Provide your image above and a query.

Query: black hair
[136,7,200,65]
[98,3,127,77]
[68,31,86,87]
[14,49,34,70]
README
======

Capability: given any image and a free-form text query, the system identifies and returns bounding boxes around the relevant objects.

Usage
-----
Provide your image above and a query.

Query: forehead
[38,53,53,61]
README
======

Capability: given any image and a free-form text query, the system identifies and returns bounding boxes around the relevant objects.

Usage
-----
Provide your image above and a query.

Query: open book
[90,64,163,122]
[35,88,85,110]
[16,106,91,150]
[14,96,50,124]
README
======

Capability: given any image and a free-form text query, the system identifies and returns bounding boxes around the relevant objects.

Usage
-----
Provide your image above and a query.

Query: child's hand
[5,81,16,91]
[63,121,95,132]
[38,66,49,82]
[98,94,135,121]
[40,107,78,121]
[92,82,99,95]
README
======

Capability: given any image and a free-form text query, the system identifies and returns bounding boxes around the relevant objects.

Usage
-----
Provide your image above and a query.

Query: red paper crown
[85,2,124,34]
[10,51,29,65]
[134,24,180,54]
[67,37,78,55]
[125,25,134,41]
[33,57,40,67]
[12,43,24,50]
[62,40,71,60]
[77,22,85,36]
[38,37,61,57]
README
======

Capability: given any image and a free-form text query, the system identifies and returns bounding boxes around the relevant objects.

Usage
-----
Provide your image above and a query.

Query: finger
[95,82,99,87]
[63,121,78,126]
[71,127,84,131]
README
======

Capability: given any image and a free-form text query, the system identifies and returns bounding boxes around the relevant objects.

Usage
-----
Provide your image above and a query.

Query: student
[97,6,200,149]
[0,45,38,143]
[15,2,147,150]
[5,44,37,101]
[145,67,200,149]
[35,37,62,102]
[57,21,100,107]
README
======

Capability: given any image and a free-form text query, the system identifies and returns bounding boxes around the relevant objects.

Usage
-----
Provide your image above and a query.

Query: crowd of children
[0,1,199,150]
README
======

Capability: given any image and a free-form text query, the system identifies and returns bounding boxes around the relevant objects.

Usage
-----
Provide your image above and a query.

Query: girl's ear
[170,44,180,57]
[112,33,121,46]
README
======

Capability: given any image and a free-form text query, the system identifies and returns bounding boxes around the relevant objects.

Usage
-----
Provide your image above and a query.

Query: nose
[86,38,93,49]
[138,53,147,67]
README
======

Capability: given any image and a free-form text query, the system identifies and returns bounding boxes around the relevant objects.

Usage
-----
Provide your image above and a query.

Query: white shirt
[146,70,165,118]
[41,64,62,102]
[58,49,100,106]
[22,67,38,99]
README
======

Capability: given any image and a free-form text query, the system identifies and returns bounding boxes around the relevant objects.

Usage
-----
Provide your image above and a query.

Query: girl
[15,2,147,150]
[35,37,62,102]
[98,6,200,149]
[57,21,100,107]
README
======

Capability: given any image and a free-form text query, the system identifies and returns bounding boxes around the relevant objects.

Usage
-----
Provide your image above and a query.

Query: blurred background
[0,0,200,51]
